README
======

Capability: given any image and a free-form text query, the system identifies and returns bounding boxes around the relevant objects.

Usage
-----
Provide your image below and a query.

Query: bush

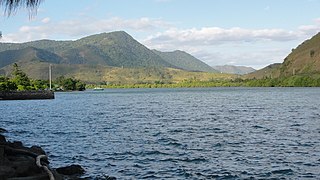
[0,76,17,91]
[310,50,315,57]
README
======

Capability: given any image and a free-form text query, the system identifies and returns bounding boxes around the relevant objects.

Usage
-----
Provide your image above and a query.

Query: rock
[11,141,23,148]
[56,164,85,175]
[0,128,7,133]
[0,138,47,179]
[0,134,6,143]
[0,135,88,179]
[30,146,46,155]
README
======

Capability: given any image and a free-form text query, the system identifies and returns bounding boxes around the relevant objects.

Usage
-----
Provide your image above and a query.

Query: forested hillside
[0,31,218,83]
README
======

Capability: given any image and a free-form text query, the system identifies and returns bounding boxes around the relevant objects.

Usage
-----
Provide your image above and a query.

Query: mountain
[247,32,320,79]
[153,50,217,72]
[0,47,62,67]
[280,32,320,76]
[71,31,175,68]
[245,63,281,79]
[1,31,174,68]
[0,31,216,81]
[212,65,255,75]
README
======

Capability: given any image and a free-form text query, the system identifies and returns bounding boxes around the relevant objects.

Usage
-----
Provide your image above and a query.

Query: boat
[93,87,104,91]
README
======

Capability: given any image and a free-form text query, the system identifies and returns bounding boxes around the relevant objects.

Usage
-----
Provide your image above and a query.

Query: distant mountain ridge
[212,65,255,75]
[153,50,217,72]
[0,31,215,77]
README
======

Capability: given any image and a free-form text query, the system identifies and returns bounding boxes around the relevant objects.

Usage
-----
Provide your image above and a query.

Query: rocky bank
[0,128,87,180]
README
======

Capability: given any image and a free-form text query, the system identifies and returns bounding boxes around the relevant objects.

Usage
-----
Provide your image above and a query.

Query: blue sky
[1,0,320,69]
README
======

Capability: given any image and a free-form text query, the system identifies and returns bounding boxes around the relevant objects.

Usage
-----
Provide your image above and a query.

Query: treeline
[54,76,86,91]
[95,75,320,88]
[0,63,86,91]
[242,76,320,87]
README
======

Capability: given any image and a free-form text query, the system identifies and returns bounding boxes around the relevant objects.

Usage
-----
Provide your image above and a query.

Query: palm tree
[0,0,42,39]
[0,0,42,16]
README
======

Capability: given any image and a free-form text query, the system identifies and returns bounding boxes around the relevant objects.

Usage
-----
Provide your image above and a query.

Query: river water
[1,87,320,179]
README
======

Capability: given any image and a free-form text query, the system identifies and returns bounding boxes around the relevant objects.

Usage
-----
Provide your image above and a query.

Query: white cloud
[298,18,320,37]
[192,48,290,69]
[140,21,320,69]
[143,27,300,49]
[2,16,172,42]
[41,17,50,23]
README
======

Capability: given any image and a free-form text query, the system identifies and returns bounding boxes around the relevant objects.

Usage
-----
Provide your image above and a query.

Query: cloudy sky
[1,0,320,69]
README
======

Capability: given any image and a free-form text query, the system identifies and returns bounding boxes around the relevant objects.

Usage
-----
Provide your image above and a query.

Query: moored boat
[93,87,104,91]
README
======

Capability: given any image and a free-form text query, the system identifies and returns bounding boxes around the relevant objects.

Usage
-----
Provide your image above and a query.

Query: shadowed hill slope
[212,65,255,75]
[153,50,217,72]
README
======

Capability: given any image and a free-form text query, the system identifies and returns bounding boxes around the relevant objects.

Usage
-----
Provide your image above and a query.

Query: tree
[0,76,17,91]
[0,0,43,39]
[75,81,86,91]
[31,79,48,90]
[310,50,315,58]
[54,76,86,91]
[11,63,32,90]
[0,0,42,16]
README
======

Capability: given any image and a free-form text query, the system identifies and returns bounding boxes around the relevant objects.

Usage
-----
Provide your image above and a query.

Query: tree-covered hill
[0,31,174,68]
[0,31,217,71]
[153,50,217,72]
[245,63,281,79]
[0,31,219,83]
[0,47,62,68]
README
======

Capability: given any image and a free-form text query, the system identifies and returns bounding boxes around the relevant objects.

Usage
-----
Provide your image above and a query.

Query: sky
[1,0,320,69]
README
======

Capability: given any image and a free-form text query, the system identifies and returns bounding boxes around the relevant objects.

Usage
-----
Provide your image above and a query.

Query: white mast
[49,64,52,90]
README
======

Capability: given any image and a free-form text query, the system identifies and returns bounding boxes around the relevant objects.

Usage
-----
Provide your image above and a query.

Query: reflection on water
[1,87,320,179]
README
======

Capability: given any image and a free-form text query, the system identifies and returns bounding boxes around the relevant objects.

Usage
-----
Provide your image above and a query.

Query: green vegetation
[243,76,320,87]
[1,31,320,88]
[54,76,86,91]
[0,64,86,91]
[0,76,17,91]
[0,31,216,77]
[0,63,46,91]
[3,64,318,90]
[87,75,320,89]
[11,63,32,90]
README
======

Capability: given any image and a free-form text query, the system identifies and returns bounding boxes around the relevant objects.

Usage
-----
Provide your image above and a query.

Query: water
[1,87,320,179]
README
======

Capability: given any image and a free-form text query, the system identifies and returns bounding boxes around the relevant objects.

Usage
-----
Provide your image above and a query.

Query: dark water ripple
[1,87,320,179]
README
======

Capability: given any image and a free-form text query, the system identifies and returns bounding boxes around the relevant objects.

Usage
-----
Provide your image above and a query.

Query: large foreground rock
[0,132,84,179]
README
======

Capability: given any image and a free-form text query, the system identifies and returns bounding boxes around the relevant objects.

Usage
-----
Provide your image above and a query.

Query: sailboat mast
[49,64,52,90]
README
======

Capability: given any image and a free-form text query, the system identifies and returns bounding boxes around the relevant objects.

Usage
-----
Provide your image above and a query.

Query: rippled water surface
[1,87,320,179]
